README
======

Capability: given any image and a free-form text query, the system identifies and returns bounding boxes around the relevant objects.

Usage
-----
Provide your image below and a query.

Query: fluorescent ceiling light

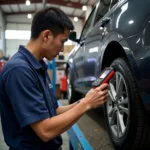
[26,0,31,6]
[82,5,87,11]
[74,17,78,22]
[27,14,32,19]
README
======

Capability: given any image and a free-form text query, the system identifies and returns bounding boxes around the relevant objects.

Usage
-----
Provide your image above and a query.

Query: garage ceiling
[0,0,97,20]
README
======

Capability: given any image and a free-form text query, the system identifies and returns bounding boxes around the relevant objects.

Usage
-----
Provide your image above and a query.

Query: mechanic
[0,7,108,150]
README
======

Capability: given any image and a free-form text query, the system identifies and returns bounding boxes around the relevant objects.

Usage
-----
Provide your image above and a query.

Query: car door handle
[101,17,111,27]
[80,41,85,47]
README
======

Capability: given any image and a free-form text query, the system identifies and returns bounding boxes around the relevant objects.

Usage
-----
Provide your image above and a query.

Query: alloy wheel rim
[106,71,129,138]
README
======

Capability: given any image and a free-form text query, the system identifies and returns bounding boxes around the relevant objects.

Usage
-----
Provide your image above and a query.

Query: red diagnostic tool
[92,67,115,88]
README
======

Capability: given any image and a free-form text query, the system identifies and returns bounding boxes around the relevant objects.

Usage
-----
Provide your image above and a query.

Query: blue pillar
[48,59,56,94]
[52,59,56,94]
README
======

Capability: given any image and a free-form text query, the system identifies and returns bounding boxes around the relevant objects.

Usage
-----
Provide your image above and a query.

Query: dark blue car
[67,0,150,149]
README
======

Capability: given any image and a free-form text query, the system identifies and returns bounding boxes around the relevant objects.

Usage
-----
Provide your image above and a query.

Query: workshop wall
[5,14,83,57]
[6,23,31,57]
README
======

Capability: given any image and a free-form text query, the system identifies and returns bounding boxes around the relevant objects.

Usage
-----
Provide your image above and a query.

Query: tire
[104,57,150,150]
[67,69,82,104]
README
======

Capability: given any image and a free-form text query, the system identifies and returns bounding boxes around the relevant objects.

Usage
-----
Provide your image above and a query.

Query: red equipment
[92,67,115,88]
[60,76,67,92]
[0,60,6,73]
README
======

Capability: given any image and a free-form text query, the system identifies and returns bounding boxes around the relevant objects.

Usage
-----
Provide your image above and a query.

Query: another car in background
[66,0,150,149]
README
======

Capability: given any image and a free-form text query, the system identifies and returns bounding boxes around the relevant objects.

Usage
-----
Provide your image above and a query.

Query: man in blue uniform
[0,7,108,150]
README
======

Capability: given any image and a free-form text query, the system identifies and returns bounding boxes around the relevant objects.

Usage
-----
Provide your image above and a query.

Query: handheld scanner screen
[92,68,115,88]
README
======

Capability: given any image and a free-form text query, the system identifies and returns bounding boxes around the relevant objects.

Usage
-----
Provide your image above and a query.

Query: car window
[80,7,96,40]
[94,0,118,25]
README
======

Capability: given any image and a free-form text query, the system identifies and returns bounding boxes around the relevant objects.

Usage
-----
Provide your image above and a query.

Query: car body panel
[67,0,150,114]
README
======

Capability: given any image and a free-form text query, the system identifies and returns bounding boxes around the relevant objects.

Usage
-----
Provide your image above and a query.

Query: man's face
[42,28,70,60]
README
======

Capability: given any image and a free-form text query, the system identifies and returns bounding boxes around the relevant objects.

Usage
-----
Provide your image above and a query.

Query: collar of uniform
[18,45,47,70]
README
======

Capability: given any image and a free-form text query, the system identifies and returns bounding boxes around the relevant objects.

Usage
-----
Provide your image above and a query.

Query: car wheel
[67,69,82,104]
[104,57,150,150]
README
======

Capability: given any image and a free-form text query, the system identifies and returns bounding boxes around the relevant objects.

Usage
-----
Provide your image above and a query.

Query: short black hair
[31,7,74,39]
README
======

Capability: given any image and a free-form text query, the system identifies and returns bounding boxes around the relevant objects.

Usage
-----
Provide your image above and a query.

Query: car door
[73,7,97,90]
[82,0,119,91]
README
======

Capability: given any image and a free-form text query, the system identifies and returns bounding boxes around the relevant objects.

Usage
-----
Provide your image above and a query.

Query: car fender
[99,31,150,115]
[99,32,141,80]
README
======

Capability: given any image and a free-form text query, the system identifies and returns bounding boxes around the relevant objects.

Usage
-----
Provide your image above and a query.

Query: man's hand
[83,83,108,110]
[30,83,108,142]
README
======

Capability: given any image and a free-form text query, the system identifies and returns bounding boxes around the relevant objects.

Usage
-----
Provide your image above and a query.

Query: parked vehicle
[67,0,150,149]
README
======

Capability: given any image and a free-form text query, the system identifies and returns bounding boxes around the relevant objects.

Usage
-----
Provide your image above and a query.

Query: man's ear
[42,30,53,42]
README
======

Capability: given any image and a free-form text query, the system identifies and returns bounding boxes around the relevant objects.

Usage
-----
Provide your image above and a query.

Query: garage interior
[0,0,114,150]
[1,0,150,150]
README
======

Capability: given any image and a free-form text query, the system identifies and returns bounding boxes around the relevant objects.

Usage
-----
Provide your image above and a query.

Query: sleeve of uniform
[3,66,50,128]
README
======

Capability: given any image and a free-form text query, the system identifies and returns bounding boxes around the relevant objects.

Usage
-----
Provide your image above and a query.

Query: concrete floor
[0,119,69,150]
[0,120,8,150]
[61,100,115,150]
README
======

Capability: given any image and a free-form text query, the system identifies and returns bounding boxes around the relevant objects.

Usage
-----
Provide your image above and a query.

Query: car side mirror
[69,31,79,43]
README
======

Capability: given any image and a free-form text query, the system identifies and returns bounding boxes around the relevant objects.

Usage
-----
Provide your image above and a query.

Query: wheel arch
[101,41,141,82]
[101,41,150,115]
[102,41,129,70]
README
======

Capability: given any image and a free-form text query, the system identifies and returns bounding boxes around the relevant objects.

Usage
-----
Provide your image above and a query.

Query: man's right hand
[83,83,108,111]
[30,83,108,142]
